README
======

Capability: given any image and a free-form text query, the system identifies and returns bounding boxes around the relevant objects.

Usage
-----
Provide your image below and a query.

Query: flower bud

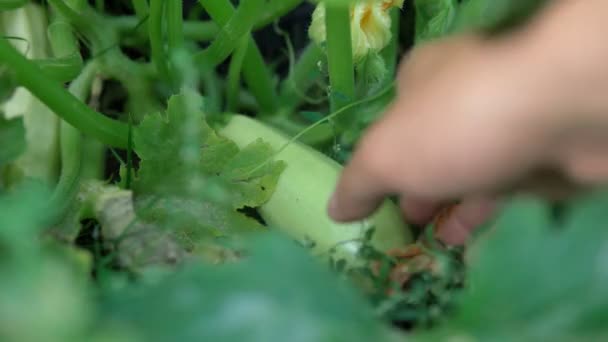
[309,0,404,62]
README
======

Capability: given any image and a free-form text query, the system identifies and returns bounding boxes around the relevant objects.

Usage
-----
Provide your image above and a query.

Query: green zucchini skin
[219,114,413,267]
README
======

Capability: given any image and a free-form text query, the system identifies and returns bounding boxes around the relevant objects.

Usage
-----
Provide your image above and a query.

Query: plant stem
[198,0,232,22]
[0,37,129,147]
[132,0,149,20]
[199,0,278,114]
[0,0,27,10]
[50,64,96,218]
[111,16,218,42]
[325,3,355,127]
[48,6,96,219]
[45,18,84,81]
[47,0,103,48]
[51,63,96,220]
[194,0,262,67]
[166,0,184,51]
[165,0,184,91]
[226,37,248,112]
[253,0,303,30]
[149,0,170,81]
[279,43,324,111]
[200,65,222,115]
[33,56,82,83]
[131,0,149,34]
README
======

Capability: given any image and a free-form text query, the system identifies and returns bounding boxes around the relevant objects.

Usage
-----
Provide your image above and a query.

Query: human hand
[328,0,608,245]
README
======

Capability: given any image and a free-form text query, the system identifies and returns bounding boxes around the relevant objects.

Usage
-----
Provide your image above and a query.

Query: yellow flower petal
[309,0,404,62]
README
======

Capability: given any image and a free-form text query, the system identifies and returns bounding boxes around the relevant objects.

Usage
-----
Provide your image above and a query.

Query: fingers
[327,135,397,221]
[327,33,551,224]
[399,198,441,225]
[327,36,490,222]
[327,95,440,222]
[434,198,498,246]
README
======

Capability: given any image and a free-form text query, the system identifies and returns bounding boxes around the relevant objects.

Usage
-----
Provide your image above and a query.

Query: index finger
[327,143,396,222]
[327,112,408,222]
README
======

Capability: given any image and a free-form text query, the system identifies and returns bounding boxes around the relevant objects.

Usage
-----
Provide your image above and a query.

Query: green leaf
[100,233,403,342]
[84,183,187,271]
[219,138,286,209]
[414,0,458,44]
[0,181,51,250]
[135,196,267,250]
[412,190,608,340]
[0,183,95,342]
[133,90,284,249]
[453,0,549,35]
[414,0,548,44]
[0,116,25,166]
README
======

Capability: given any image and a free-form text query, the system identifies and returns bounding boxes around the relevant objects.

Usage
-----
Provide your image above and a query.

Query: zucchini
[219,114,413,267]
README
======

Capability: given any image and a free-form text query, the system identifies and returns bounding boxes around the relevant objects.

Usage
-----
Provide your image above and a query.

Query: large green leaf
[133,90,285,207]
[0,183,95,342]
[100,233,403,342]
[0,116,25,166]
[412,190,608,340]
[132,89,285,250]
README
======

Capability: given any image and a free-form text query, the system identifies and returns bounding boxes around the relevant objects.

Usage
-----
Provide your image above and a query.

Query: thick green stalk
[48,5,95,217]
[45,19,83,81]
[50,66,93,215]
[226,37,249,112]
[200,64,222,114]
[33,55,82,82]
[0,37,129,147]
[325,3,355,122]
[166,0,183,50]
[194,0,262,67]
[111,16,218,42]
[239,42,279,115]
[0,0,27,10]
[131,0,149,34]
[149,0,169,81]
[49,0,162,120]
[199,0,278,114]
[253,0,303,30]
[53,1,104,181]
[166,0,184,92]
[198,0,232,22]
[47,0,103,48]
[48,19,81,61]
[132,0,148,19]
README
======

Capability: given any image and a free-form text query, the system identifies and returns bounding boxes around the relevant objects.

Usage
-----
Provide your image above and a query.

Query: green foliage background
[2,0,606,341]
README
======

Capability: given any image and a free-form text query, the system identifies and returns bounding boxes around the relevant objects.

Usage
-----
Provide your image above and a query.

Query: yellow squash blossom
[309,0,404,62]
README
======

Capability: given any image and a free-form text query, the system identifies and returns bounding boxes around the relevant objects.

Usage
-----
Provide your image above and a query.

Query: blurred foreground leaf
[412,190,608,341]
[0,116,25,166]
[0,183,94,342]
[100,233,403,342]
